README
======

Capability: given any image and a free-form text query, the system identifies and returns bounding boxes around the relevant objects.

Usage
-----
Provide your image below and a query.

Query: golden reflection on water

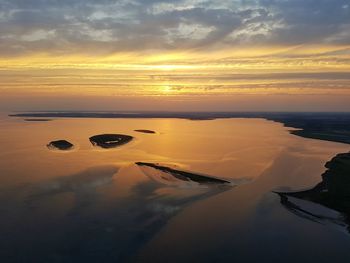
[0,117,291,185]
[1,116,350,262]
[0,116,348,188]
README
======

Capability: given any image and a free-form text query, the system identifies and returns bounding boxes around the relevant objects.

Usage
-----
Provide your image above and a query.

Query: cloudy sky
[1,0,350,111]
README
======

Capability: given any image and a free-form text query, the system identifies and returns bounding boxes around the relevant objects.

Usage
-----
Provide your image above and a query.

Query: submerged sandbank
[136,162,231,185]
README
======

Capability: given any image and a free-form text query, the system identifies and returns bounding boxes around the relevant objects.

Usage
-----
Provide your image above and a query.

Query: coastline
[9,111,350,145]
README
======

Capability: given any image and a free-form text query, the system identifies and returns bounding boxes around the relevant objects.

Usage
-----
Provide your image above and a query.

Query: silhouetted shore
[11,112,350,144]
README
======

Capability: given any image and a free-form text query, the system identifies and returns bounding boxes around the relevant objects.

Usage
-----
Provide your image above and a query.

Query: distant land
[10,112,350,145]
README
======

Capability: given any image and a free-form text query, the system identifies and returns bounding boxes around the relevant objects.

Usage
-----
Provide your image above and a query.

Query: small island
[134,129,156,134]
[89,134,133,149]
[47,140,74,151]
[136,162,230,185]
[24,118,52,122]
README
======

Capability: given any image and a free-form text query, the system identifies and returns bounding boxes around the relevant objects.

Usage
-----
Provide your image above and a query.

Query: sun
[161,85,173,94]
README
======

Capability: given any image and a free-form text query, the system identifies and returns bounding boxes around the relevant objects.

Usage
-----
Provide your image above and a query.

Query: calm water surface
[0,115,349,262]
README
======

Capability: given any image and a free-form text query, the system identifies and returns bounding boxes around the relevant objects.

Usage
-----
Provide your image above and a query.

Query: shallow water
[0,115,349,262]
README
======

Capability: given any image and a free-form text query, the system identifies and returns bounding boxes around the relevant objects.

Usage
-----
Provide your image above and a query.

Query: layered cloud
[0,0,349,56]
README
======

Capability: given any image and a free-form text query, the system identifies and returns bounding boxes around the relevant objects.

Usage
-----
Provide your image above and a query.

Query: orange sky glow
[1,1,350,111]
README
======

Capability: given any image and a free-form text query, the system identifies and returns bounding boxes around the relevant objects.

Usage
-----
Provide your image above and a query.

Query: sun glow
[1,45,350,104]
[161,85,173,94]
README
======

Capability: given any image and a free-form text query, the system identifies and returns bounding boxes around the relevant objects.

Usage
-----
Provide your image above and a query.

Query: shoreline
[9,111,350,145]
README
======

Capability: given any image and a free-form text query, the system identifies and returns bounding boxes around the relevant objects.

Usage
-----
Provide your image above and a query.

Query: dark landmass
[10,111,350,144]
[47,140,74,151]
[268,113,350,145]
[136,162,231,185]
[24,118,52,122]
[89,134,133,148]
[134,129,156,134]
[275,151,350,232]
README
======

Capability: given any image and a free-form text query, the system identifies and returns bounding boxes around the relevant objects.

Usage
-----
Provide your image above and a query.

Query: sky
[0,0,350,112]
